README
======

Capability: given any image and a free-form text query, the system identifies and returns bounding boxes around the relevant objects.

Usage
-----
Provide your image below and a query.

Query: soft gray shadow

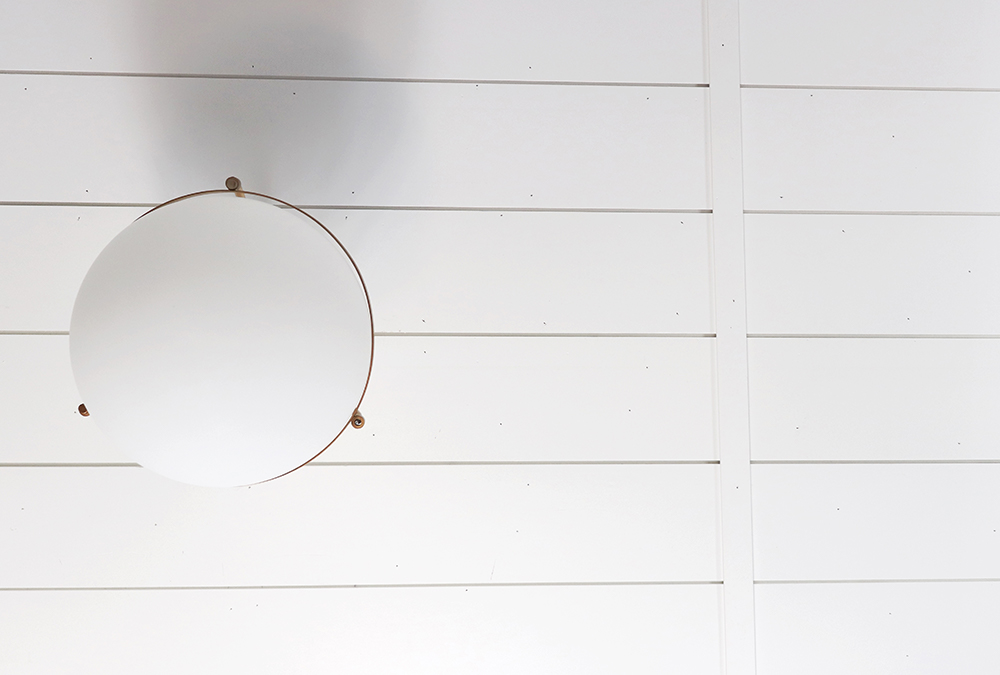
[132,0,416,202]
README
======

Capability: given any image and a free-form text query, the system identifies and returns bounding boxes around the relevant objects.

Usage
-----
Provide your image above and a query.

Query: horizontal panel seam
[742,83,1000,94]
[745,210,1000,217]
[0,331,717,338]
[0,461,721,468]
[0,69,708,88]
[751,459,1000,465]
[0,202,712,213]
[0,331,70,336]
[756,578,1000,584]
[308,206,713,214]
[747,334,1000,339]
[0,580,724,592]
[375,332,717,338]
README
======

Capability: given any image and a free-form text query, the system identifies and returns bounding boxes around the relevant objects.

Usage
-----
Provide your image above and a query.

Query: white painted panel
[0,465,721,587]
[753,464,1000,581]
[330,336,717,462]
[742,89,1000,213]
[1,207,713,334]
[0,207,143,332]
[2,335,717,463]
[745,214,1000,335]
[705,1,758,672]
[0,75,709,209]
[756,582,1000,675]
[749,338,1000,461]
[0,585,724,675]
[0,0,706,84]
[741,0,1000,88]
[0,336,124,465]
[333,210,714,334]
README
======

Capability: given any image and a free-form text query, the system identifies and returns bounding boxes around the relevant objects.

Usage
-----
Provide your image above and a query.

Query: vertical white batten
[706,0,757,673]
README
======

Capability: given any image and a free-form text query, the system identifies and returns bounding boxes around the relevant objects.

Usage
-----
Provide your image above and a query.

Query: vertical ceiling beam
[705,0,757,673]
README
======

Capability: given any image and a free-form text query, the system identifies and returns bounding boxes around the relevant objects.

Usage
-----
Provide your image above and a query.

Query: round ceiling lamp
[70,179,373,487]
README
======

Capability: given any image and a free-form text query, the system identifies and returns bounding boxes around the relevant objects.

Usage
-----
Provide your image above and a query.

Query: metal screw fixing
[78,403,90,416]
[351,411,365,429]
[225,176,242,191]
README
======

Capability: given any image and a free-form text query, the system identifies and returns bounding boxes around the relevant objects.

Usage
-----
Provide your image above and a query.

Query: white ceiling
[2,1,1000,673]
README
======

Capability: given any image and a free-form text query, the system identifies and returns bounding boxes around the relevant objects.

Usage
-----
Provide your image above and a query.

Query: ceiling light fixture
[70,178,373,487]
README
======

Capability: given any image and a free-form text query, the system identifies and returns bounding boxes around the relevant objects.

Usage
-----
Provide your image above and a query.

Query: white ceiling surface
[1,1,998,673]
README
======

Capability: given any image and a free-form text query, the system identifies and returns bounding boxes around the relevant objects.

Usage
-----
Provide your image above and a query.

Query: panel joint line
[707,1,757,673]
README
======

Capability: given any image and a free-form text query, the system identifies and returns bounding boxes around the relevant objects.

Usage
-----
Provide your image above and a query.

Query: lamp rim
[129,187,375,483]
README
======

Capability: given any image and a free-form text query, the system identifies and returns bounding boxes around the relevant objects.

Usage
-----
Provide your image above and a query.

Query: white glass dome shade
[70,188,374,487]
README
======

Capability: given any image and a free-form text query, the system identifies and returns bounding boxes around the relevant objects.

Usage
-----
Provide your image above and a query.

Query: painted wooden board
[0,335,717,464]
[748,338,1000,461]
[331,210,714,335]
[745,214,1000,336]
[0,75,709,209]
[0,464,722,587]
[327,336,718,462]
[0,336,124,465]
[741,0,1000,88]
[742,89,1000,213]
[0,207,713,335]
[756,581,1000,675]
[0,0,706,84]
[0,584,723,675]
[753,464,1000,581]
[0,206,143,333]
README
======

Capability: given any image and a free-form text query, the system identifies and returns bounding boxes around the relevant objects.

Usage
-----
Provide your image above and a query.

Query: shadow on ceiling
[130,0,416,203]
